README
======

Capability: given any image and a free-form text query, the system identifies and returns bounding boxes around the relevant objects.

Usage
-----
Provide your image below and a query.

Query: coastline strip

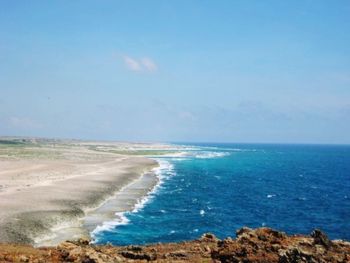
[0,155,157,246]
[89,159,174,243]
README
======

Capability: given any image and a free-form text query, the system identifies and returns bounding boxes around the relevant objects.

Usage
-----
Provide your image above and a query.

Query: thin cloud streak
[141,57,158,72]
[123,56,142,71]
[123,55,158,72]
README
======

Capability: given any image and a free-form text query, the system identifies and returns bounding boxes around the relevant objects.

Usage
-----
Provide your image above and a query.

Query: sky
[0,1,350,144]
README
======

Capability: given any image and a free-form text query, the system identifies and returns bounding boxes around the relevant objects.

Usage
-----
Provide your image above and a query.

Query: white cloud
[140,57,158,72]
[123,56,142,71]
[122,55,158,72]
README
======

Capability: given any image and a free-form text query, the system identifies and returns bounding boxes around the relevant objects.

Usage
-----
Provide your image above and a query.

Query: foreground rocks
[0,228,349,262]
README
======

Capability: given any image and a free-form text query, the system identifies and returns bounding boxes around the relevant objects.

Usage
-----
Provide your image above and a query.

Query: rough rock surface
[0,227,349,262]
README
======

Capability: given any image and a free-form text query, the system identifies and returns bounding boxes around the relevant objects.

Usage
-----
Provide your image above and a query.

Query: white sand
[0,139,170,245]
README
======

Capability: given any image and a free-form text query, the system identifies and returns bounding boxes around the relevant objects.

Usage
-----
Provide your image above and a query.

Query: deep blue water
[93,143,350,245]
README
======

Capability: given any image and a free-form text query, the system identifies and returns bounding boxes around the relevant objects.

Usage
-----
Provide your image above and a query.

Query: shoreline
[0,156,158,246]
[89,168,159,242]
[0,138,174,246]
[36,161,161,246]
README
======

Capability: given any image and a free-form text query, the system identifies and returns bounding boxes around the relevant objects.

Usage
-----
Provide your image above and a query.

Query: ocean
[92,143,350,245]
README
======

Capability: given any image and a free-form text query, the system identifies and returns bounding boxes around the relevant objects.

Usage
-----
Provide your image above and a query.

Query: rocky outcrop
[0,227,349,262]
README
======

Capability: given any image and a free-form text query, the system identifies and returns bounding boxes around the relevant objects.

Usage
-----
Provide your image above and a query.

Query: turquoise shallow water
[93,143,350,245]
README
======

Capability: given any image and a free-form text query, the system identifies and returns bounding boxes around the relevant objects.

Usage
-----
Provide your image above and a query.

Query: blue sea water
[93,143,350,245]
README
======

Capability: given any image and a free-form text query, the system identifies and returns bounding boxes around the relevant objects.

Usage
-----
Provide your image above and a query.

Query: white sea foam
[160,150,230,159]
[92,212,130,235]
[91,147,228,242]
[267,194,276,198]
[194,151,230,158]
[133,159,175,214]
[157,151,189,158]
[91,159,174,242]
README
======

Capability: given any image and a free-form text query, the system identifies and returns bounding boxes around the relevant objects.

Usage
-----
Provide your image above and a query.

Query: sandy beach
[0,138,174,246]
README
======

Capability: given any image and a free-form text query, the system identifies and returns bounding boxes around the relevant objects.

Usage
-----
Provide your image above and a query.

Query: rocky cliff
[0,227,349,262]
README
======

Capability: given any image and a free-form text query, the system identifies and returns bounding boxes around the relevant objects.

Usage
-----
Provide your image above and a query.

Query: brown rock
[19,255,29,262]
[120,250,157,261]
[58,241,78,251]
[278,246,317,263]
[236,227,254,237]
[0,227,349,262]
[67,246,84,261]
[200,232,219,242]
[311,229,333,249]
[77,237,91,246]
[125,245,143,252]
[204,245,211,253]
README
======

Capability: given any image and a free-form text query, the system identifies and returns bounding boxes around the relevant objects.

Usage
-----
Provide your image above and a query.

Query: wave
[91,212,130,235]
[91,148,229,242]
[169,143,258,152]
[194,151,230,159]
[157,151,230,159]
[91,159,175,242]
[132,160,175,213]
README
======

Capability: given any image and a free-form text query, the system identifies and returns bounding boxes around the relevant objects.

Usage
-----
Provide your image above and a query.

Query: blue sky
[1,1,350,143]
